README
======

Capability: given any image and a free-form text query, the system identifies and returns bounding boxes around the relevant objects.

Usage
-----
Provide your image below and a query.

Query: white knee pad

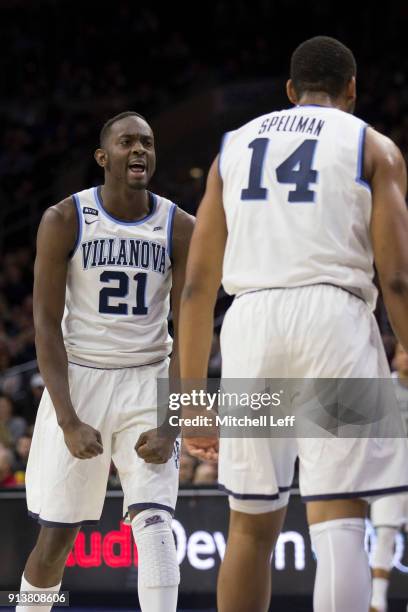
[372,526,397,571]
[310,517,371,612]
[131,509,180,588]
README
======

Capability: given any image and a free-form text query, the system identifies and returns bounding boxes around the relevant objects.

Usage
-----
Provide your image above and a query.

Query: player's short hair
[290,36,356,99]
[99,111,148,146]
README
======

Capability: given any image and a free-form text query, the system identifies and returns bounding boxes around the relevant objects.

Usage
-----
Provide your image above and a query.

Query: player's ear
[286,79,298,105]
[94,148,107,168]
[346,76,356,104]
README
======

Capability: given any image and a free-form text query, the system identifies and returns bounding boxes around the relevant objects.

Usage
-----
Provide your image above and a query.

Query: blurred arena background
[1,1,408,610]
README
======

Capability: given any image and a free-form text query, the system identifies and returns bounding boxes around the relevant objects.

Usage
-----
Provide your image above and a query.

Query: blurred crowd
[0,247,35,370]
[2,1,408,238]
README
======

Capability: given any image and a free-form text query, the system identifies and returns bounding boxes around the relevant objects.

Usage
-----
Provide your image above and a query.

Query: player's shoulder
[42,196,77,228]
[36,195,78,255]
[219,112,276,156]
[173,206,195,232]
[235,110,278,135]
[366,126,402,157]
[42,186,96,224]
[149,192,194,237]
[365,126,405,175]
[150,191,178,213]
[151,192,193,221]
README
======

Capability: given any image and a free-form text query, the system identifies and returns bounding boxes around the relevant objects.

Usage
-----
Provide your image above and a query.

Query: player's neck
[100,183,150,222]
[297,93,341,110]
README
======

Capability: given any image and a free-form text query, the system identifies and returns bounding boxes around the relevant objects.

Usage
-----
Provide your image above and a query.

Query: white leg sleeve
[371,577,389,612]
[310,518,371,612]
[371,526,397,571]
[131,509,179,612]
[16,574,61,612]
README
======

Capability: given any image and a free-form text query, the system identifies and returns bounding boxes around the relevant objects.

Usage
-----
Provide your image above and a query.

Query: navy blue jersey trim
[94,186,157,225]
[127,502,175,516]
[302,485,408,502]
[69,194,83,258]
[166,203,177,260]
[28,511,99,527]
[219,484,291,500]
[296,104,326,108]
[68,358,166,371]
[356,124,371,191]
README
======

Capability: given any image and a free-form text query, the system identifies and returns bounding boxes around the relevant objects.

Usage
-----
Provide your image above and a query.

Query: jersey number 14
[241,138,318,203]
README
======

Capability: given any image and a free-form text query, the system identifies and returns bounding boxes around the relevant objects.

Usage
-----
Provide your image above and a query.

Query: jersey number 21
[99,271,148,315]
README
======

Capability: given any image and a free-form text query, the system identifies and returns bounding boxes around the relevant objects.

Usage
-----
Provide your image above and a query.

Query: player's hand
[182,411,219,463]
[135,427,176,464]
[62,420,104,459]
[183,435,219,463]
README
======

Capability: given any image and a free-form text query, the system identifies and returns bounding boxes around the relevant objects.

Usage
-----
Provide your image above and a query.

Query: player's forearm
[179,286,216,379]
[381,278,408,352]
[35,322,79,429]
[169,345,180,380]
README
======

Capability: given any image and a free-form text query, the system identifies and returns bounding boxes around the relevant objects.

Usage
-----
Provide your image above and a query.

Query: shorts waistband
[235,283,365,303]
[67,358,167,371]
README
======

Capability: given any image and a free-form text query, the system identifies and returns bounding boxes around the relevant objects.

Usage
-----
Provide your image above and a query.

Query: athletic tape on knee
[372,526,397,571]
[132,509,180,588]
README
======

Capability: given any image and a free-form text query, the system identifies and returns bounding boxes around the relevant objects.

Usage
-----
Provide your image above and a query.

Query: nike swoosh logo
[85,219,98,225]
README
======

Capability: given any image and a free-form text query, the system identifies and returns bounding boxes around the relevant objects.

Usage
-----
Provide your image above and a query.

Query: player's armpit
[34,199,80,430]
[179,155,227,380]
[367,128,408,351]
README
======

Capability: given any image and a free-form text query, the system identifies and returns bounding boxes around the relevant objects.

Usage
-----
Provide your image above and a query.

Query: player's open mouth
[128,161,146,175]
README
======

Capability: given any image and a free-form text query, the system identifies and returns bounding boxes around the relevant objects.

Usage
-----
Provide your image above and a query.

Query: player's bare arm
[135,207,195,464]
[169,207,196,380]
[367,128,408,351]
[179,156,227,461]
[34,200,103,459]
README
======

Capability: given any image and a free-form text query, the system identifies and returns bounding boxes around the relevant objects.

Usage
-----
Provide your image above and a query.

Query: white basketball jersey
[220,105,377,309]
[62,186,176,367]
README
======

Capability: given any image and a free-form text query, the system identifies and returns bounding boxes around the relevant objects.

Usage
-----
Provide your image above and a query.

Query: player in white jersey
[370,342,408,612]
[17,112,194,612]
[179,37,408,612]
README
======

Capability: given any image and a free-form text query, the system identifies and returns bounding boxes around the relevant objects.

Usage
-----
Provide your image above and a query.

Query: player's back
[220,105,376,308]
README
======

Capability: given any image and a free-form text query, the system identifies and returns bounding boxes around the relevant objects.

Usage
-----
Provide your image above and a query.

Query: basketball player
[17,111,194,612]
[370,342,408,612]
[179,37,408,612]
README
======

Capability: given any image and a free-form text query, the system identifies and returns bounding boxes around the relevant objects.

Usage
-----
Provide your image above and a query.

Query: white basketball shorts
[26,359,179,526]
[219,284,408,513]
